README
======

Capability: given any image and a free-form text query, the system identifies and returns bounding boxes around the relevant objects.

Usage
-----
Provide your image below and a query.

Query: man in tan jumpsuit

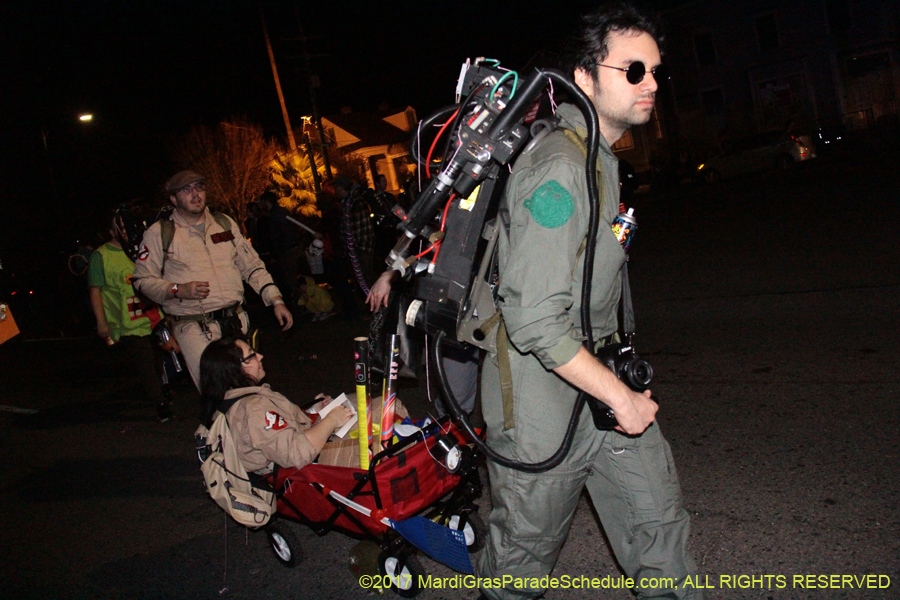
[132,170,293,389]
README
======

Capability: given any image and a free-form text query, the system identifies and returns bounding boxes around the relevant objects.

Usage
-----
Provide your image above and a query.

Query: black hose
[429,68,603,473]
[433,331,586,473]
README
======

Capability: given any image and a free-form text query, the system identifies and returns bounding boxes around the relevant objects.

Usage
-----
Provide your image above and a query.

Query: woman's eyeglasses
[241,351,258,364]
[597,61,669,85]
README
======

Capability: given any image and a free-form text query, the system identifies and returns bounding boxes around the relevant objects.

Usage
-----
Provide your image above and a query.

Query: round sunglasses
[597,61,670,85]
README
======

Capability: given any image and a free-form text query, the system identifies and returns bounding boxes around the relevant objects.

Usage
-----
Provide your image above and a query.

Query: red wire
[426,108,460,178]
[412,193,456,260]
[413,243,438,260]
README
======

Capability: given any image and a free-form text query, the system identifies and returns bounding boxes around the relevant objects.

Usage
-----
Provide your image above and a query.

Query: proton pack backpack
[195,394,275,528]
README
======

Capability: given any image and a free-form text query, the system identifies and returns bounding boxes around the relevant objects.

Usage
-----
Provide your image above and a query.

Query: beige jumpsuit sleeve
[222,215,282,306]
[231,394,319,471]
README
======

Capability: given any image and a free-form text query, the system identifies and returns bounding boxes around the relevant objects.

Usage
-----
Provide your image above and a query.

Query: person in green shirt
[88,213,173,422]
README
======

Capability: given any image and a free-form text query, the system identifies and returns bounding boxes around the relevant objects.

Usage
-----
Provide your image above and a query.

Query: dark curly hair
[564,2,664,80]
[200,336,259,426]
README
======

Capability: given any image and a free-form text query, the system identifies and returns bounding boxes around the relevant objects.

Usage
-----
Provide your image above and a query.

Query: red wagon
[262,417,484,597]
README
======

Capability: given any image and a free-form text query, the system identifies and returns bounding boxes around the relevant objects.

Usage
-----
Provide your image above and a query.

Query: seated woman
[200,336,354,473]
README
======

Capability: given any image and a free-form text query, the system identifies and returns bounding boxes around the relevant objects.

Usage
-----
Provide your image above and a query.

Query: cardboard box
[316,393,409,469]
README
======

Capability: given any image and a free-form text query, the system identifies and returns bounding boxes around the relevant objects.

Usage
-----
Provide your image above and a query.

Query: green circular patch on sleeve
[523,180,574,228]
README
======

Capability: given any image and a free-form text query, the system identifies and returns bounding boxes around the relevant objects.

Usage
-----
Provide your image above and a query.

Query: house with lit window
[320,105,417,193]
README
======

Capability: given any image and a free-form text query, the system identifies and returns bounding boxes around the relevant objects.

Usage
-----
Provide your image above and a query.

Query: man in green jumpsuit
[477,4,700,599]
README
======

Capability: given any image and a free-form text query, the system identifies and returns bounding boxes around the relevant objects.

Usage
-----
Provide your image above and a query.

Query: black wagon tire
[266,525,299,568]
[448,512,486,553]
[378,550,425,598]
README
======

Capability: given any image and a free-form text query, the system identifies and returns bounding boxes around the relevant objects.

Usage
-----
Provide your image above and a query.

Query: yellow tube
[353,337,370,470]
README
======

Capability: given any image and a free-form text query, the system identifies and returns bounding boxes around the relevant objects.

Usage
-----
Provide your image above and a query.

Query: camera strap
[620,259,636,343]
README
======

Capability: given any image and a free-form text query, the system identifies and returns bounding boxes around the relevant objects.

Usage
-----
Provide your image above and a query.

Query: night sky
[1,0,675,256]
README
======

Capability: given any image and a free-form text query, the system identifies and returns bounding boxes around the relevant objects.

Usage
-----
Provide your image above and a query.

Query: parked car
[696,130,816,183]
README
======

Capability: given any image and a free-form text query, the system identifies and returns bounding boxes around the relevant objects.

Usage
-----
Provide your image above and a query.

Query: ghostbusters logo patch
[264,411,287,431]
[138,245,150,261]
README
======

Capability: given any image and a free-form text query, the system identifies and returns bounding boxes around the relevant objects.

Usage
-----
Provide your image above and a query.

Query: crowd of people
[85,3,702,599]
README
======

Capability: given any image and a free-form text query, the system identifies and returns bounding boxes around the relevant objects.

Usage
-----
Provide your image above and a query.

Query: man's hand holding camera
[610,389,658,435]
[554,346,658,436]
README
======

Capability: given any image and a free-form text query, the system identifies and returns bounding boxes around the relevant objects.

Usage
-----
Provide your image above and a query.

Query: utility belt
[171,304,245,338]
[171,303,244,323]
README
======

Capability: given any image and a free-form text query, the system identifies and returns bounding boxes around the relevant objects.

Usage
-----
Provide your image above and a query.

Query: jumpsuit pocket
[607,425,683,524]
[639,428,683,517]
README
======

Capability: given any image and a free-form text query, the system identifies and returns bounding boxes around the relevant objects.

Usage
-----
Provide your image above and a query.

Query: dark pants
[272,245,303,306]
[324,256,362,317]
[114,334,166,406]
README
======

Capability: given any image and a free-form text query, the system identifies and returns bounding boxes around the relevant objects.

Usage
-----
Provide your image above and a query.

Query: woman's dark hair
[564,2,664,78]
[200,336,259,425]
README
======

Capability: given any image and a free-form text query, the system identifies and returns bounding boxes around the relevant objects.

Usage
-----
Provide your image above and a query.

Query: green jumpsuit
[477,103,700,600]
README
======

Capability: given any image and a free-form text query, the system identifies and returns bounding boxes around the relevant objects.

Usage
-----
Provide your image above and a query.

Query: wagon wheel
[378,550,425,598]
[448,512,486,553]
[266,525,300,568]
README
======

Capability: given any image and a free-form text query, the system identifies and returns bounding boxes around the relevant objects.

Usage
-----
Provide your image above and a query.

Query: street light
[78,113,93,122]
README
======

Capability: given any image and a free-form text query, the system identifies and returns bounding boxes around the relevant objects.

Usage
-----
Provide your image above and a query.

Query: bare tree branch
[174,117,278,229]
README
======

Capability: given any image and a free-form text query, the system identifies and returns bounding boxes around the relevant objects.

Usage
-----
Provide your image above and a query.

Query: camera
[586,343,654,430]
[596,343,653,391]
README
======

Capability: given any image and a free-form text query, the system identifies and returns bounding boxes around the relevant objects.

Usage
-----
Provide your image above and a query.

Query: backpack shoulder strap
[558,126,605,276]
[212,211,233,233]
[212,212,237,246]
[219,392,257,419]
[562,128,588,157]
[160,218,175,255]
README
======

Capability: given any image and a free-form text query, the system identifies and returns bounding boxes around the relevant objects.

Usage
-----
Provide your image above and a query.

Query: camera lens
[626,358,654,390]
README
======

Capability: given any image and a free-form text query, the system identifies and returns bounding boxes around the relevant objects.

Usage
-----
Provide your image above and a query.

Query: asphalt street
[1,145,898,600]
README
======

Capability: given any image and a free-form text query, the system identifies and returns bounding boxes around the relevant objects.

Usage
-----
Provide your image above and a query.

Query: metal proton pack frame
[386,58,609,473]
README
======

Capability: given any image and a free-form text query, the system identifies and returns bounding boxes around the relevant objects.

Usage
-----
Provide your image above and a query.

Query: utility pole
[259,2,297,152]
[289,4,333,181]
[303,132,323,193]
[40,126,59,203]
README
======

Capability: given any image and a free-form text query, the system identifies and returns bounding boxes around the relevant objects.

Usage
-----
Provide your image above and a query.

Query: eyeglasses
[596,61,669,85]
[240,351,258,364]
[176,182,206,195]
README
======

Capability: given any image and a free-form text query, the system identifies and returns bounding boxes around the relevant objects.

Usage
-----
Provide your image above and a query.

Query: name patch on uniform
[211,230,234,244]
[264,411,287,431]
[523,180,574,228]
